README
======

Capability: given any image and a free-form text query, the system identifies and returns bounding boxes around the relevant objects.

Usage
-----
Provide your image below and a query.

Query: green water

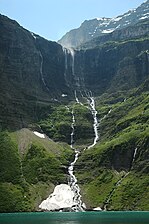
[0,212,149,224]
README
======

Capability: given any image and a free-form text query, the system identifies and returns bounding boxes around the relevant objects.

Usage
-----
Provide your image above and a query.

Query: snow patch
[30,32,37,39]
[139,15,149,20]
[39,184,75,211]
[102,28,115,34]
[33,131,45,138]
[113,16,123,22]
[96,17,108,21]
[93,207,102,211]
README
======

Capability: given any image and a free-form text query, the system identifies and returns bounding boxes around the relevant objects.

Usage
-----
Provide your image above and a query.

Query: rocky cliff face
[0,13,148,130]
[73,36,149,95]
[0,4,149,212]
[80,19,149,49]
[0,14,72,130]
[58,0,149,48]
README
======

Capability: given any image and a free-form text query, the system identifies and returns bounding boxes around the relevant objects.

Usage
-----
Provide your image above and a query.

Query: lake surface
[0,211,149,224]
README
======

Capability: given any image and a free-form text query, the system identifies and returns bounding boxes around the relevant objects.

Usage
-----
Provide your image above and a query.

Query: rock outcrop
[58,0,149,48]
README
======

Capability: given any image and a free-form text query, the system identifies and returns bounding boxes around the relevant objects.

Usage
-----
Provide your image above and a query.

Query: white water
[69,48,75,77]
[68,47,81,88]
[68,109,85,211]
[31,34,49,92]
[100,108,112,122]
[103,172,129,211]
[74,90,84,106]
[132,148,138,165]
[87,92,99,149]
[39,51,50,91]
[63,47,81,88]
[62,47,70,87]
[104,147,138,210]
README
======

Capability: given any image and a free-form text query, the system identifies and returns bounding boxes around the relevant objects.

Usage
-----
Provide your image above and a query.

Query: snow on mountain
[58,0,149,48]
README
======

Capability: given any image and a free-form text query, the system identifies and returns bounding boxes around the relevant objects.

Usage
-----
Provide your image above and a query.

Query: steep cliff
[0,7,149,212]
[0,14,71,130]
[74,37,149,95]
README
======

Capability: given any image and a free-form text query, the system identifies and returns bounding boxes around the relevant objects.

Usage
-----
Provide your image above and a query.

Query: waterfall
[67,47,80,88]
[30,32,49,92]
[100,109,112,122]
[74,90,84,106]
[70,110,75,149]
[87,91,99,149]
[62,47,70,87]
[62,47,78,88]
[103,148,138,210]
[38,108,85,212]
[132,148,138,165]
[68,109,85,211]
[39,51,50,91]
[69,48,75,77]
[103,172,129,211]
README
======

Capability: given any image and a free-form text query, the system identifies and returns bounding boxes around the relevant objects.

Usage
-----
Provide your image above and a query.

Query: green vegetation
[1,85,148,211]
[39,103,94,147]
[0,13,149,212]
[0,132,21,184]
[23,144,65,184]
[0,129,73,212]
[0,183,29,212]
[72,103,94,146]
[39,105,72,143]
[76,86,149,210]
[110,172,149,210]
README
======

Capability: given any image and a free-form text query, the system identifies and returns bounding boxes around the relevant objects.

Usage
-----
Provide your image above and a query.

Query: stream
[39,47,123,212]
[67,109,85,211]
[103,147,138,210]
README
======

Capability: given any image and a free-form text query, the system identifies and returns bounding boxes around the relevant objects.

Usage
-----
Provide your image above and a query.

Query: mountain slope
[80,18,149,49]
[58,0,149,48]
[76,85,149,210]
[0,128,73,212]
[0,14,72,130]
[0,4,149,212]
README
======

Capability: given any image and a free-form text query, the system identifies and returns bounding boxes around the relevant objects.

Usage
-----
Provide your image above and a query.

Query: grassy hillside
[76,86,149,210]
[39,103,94,146]
[0,129,73,212]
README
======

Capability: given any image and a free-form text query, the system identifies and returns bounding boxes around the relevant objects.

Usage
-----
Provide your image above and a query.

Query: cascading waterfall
[86,91,99,149]
[100,109,112,122]
[63,47,68,79]
[68,109,85,211]
[39,51,50,91]
[69,48,75,77]
[31,32,49,92]
[103,172,129,211]
[132,147,138,165]
[74,89,99,150]
[62,47,70,87]
[68,47,80,88]
[39,41,140,211]
[39,107,85,212]
[63,46,85,91]
[103,147,138,210]
[74,90,84,106]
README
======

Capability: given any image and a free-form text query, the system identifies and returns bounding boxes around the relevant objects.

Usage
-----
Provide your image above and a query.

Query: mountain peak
[58,0,149,48]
